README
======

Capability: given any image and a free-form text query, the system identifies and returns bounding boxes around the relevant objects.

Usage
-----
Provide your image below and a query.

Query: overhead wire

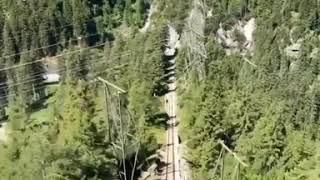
[1,32,101,59]
[0,39,116,87]
[0,57,103,91]
[0,17,100,43]
[0,42,106,73]
[0,55,132,106]
[0,52,132,91]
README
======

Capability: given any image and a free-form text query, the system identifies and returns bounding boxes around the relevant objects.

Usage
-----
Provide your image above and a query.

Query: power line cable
[0,60,146,106]
[0,42,106,73]
[0,52,132,91]
[1,58,102,91]
[1,33,101,59]
[0,60,130,106]
[0,17,99,43]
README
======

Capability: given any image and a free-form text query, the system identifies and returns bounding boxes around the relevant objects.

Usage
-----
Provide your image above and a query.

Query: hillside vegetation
[0,0,320,180]
[177,0,320,179]
[0,0,171,179]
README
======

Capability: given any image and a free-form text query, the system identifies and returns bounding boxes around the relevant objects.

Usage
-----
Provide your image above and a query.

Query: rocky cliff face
[216,18,256,56]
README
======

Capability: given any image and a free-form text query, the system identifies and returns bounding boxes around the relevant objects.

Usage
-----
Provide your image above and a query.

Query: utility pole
[212,140,248,180]
[218,140,248,167]
[97,77,126,93]
[97,76,127,180]
[117,90,127,180]
[221,150,225,180]
[103,84,112,141]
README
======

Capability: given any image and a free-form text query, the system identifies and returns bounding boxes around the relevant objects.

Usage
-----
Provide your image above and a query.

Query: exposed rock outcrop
[216,18,256,56]
[164,25,181,56]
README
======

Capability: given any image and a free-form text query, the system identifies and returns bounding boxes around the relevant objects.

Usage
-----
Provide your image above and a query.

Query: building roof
[43,74,60,84]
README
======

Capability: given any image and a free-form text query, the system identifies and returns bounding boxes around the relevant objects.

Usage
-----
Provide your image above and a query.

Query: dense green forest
[0,0,170,179]
[178,0,320,179]
[0,0,320,180]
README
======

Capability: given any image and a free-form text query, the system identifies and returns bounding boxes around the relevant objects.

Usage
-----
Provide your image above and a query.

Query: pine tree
[0,0,4,46]
[102,0,113,31]
[63,0,73,42]
[72,0,90,41]
[3,18,22,126]
[16,50,33,112]
[39,19,50,56]
[237,103,286,174]
[54,79,118,179]
[124,0,132,25]
[287,145,320,180]
[135,0,145,27]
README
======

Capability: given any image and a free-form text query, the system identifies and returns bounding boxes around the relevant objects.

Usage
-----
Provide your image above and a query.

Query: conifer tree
[63,0,73,41]
[72,0,90,40]
[3,18,19,119]
[39,19,50,56]
[102,0,113,31]
[124,0,132,25]
[135,0,145,27]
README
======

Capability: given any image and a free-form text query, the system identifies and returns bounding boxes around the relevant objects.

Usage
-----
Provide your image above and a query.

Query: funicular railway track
[163,78,179,180]
[161,24,180,180]
[165,100,176,180]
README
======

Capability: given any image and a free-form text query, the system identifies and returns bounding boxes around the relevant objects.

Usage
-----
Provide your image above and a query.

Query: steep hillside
[0,0,319,180]
[0,0,169,179]
[178,0,320,179]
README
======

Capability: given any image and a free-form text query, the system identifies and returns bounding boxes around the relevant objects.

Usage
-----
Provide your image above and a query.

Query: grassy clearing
[29,85,58,124]
[30,108,50,122]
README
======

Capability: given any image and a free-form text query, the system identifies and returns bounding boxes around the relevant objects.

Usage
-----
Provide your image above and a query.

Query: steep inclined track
[164,66,179,180]
[164,82,179,180]
[161,25,180,180]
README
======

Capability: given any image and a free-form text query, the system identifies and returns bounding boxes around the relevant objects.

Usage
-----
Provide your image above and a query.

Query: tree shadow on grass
[30,93,54,113]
